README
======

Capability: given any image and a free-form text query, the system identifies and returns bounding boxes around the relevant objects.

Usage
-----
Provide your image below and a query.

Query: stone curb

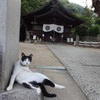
[0,84,42,100]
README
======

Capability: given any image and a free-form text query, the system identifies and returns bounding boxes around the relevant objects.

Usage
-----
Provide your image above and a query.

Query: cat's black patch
[23,83,31,89]
[29,81,39,88]
[43,79,55,87]
[37,83,56,98]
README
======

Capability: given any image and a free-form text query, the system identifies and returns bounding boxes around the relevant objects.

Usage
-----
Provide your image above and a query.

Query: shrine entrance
[21,0,83,43]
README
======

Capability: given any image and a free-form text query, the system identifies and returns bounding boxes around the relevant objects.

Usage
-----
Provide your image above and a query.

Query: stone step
[0,84,42,100]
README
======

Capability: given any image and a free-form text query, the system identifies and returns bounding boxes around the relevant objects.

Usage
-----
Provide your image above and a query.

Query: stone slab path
[19,43,88,100]
[47,43,100,100]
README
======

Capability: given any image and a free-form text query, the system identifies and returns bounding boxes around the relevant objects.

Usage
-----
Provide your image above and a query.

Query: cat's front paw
[6,86,13,91]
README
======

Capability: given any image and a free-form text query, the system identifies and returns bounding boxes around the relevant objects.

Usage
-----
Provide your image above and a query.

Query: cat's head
[20,52,33,66]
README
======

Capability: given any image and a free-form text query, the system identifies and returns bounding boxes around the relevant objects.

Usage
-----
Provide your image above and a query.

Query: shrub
[88,25,100,36]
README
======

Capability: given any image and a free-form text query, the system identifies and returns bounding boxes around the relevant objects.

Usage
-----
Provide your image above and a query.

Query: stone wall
[0,0,21,92]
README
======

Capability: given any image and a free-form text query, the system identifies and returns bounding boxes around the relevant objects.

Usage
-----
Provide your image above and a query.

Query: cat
[6,52,65,98]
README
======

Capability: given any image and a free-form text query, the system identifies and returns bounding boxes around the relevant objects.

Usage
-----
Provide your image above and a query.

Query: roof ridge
[51,0,59,4]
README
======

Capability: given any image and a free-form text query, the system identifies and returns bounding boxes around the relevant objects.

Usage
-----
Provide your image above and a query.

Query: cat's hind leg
[43,79,65,89]
[37,83,56,98]
[43,79,55,87]
[22,82,41,95]
[30,81,56,97]
[23,82,56,98]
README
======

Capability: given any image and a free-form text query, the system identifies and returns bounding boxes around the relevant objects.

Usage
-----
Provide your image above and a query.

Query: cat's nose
[26,62,30,65]
[26,62,28,64]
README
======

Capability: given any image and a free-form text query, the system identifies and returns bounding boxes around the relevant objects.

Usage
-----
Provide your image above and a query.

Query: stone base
[0,83,42,100]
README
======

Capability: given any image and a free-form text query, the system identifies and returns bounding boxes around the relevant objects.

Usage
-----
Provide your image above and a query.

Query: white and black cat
[7,53,65,98]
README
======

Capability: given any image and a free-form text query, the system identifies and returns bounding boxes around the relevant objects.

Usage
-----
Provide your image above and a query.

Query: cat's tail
[37,83,56,98]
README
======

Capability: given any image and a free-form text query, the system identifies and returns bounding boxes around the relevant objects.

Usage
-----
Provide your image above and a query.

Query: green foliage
[60,0,84,14]
[72,24,88,36]
[21,0,48,15]
[82,7,94,17]
[71,6,100,37]
[88,25,100,36]
[95,17,100,25]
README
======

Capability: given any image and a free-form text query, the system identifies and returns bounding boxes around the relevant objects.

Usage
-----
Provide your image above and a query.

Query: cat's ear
[29,54,33,58]
[21,52,25,57]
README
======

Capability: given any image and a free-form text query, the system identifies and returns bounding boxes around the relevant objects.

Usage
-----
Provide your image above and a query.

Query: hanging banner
[54,25,64,33]
[43,24,64,33]
[43,24,54,32]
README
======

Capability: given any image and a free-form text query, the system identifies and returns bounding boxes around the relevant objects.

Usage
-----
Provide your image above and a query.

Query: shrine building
[21,0,84,42]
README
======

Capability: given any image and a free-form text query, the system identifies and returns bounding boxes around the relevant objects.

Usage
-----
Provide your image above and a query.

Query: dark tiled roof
[22,0,84,27]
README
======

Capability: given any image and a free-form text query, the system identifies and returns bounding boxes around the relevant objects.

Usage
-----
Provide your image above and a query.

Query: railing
[79,41,100,48]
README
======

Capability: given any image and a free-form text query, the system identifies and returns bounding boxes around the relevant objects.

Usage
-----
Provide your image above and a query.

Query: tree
[88,25,100,36]
[95,17,100,25]
[21,0,48,15]
[60,0,83,14]
[72,24,88,36]
[71,6,97,37]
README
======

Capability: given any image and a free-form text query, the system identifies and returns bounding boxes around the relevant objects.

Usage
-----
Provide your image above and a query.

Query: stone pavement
[19,43,88,100]
[41,69,88,100]
[19,43,62,68]
[47,43,100,100]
